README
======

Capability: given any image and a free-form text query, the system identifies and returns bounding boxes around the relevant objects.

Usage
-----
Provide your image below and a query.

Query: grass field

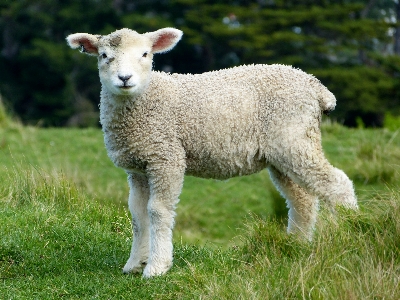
[1,116,399,299]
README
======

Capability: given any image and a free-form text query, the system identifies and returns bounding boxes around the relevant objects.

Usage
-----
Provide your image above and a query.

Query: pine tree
[169,0,396,125]
[0,0,398,126]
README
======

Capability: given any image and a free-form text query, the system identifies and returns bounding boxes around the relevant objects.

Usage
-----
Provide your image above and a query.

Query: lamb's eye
[101,53,107,59]
[142,52,148,58]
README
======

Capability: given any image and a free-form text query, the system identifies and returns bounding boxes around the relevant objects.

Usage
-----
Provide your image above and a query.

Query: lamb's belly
[185,149,268,179]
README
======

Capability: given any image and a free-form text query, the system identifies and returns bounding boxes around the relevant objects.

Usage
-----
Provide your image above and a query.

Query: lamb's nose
[118,75,132,84]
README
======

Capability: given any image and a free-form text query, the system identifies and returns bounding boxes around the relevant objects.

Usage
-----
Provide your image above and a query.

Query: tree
[395,1,400,54]
[0,0,399,126]
[0,0,121,126]
[169,0,397,125]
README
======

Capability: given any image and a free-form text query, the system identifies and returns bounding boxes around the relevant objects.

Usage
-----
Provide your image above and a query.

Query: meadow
[0,108,399,298]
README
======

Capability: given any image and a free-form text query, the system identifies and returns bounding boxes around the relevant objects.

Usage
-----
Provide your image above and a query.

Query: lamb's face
[66,27,183,96]
[98,30,153,96]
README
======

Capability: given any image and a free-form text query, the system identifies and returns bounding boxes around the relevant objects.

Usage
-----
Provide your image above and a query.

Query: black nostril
[118,75,132,83]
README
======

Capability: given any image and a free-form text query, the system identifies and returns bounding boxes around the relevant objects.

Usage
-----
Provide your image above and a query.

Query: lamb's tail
[314,80,336,115]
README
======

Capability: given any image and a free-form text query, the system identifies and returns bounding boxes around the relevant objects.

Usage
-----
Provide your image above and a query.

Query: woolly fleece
[66,28,357,278]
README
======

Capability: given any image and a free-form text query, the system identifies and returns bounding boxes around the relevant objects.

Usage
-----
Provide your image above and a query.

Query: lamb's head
[66,28,183,96]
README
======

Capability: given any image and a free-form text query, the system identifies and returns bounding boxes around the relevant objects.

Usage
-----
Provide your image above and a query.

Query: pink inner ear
[74,37,98,54]
[152,32,178,52]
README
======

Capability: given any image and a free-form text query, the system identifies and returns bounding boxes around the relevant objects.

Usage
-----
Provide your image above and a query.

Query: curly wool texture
[101,64,335,180]
[67,27,357,278]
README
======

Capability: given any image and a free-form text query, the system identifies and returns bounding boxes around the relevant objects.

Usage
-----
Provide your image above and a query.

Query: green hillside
[1,122,399,298]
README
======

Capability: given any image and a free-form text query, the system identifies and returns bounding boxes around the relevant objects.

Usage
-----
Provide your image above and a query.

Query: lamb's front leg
[123,173,150,274]
[142,164,185,278]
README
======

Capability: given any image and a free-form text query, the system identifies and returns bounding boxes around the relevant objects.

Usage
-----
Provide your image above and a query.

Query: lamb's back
[167,64,321,178]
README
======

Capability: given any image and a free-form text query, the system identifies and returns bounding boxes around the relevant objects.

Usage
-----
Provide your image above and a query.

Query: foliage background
[0,0,400,127]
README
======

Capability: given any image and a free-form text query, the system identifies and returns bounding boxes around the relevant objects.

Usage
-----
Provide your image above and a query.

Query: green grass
[0,97,10,128]
[1,121,400,299]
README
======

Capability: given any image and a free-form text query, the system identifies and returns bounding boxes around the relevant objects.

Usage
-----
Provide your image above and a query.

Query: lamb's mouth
[119,85,135,90]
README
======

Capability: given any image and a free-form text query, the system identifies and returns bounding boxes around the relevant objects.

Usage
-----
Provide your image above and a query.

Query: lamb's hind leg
[122,173,150,274]
[294,160,358,210]
[268,166,318,239]
[276,140,358,211]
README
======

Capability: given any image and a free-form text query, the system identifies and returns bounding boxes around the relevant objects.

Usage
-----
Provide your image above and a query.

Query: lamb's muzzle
[118,75,132,84]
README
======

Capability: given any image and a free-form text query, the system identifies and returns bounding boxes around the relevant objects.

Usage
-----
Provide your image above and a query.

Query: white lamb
[66,27,357,278]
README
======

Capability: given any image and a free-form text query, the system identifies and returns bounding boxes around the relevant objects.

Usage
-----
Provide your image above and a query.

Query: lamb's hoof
[122,260,147,274]
[142,262,172,278]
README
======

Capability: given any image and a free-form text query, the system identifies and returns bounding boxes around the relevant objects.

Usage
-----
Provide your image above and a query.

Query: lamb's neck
[99,88,141,130]
[99,72,176,130]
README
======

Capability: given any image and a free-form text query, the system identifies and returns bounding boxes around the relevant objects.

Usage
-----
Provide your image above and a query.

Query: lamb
[66,27,358,278]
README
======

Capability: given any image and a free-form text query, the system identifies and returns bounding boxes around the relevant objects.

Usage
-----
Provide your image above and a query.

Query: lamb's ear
[66,33,101,56]
[145,28,183,54]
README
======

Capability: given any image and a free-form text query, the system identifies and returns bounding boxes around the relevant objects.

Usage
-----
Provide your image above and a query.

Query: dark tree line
[0,0,399,127]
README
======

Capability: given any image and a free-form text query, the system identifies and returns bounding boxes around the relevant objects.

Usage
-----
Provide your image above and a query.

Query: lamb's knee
[147,199,176,228]
[127,173,150,214]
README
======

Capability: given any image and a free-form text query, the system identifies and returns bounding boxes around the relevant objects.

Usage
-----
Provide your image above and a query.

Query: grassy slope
[1,123,399,299]
[0,126,280,247]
